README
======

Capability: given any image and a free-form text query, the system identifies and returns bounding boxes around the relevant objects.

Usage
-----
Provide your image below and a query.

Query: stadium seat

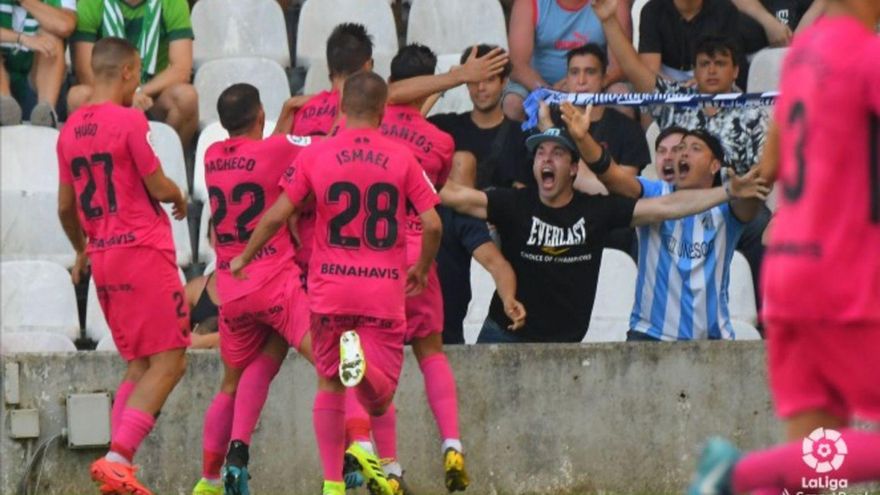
[87,268,187,342]
[585,249,637,342]
[642,121,660,180]
[192,120,277,203]
[302,54,393,95]
[295,0,398,69]
[406,0,508,53]
[1,190,76,267]
[631,0,650,51]
[192,0,290,69]
[0,125,59,192]
[731,320,762,340]
[747,48,787,92]
[729,250,758,325]
[1,260,80,341]
[194,57,290,129]
[95,334,117,351]
[1,331,77,354]
[148,121,189,194]
[197,201,215,266]
[162,204,195,267]
[427,54,474,117]
[463,260,495,344]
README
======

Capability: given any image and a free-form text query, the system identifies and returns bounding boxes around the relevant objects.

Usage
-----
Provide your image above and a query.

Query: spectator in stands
[597,0,771,293]
[185,223,218,349]
[425,44,531,190]
[503,0,632,121]
[0,0,76,127]
[652,125,687,182]
[67,0,198,149]
[739,0,826,58]
[435,151,526,345]
[560,101,767,340]
[439,121,767,343]
[274,23,374,137]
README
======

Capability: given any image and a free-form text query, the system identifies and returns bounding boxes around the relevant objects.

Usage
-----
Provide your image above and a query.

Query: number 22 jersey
[57,103,174,255]
[281,128,440,320]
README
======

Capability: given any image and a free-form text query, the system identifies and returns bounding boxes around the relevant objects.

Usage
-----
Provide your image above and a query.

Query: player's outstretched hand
[71,251,89,285]
[171,192,187,220]
[457,45,510,84]
[559,101,593,140]
[504,298,527,331]
[230,256,248,280]
[405,265,429,297]
[727,167,771,201]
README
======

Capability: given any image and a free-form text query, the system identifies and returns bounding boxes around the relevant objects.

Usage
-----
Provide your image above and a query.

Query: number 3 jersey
[281,128,440,321]
[57,103,175,255]
[204,133,312,302]
[763,16,880,324]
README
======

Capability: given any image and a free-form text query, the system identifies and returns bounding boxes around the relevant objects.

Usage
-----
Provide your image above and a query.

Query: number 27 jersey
[282,128,440,320]
[57,103,174,254]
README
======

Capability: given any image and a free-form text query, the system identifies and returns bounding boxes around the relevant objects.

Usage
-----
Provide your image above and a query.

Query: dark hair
[566,43,608,74]
[91,37,139,78]
[683,129,727,166]
[459,44,512,80]
[693,36,740,66]
[342,72,388,119]
[655,125,688,150]
[326,23,373,77]
[217,83,262,135]
[389,44,437,83]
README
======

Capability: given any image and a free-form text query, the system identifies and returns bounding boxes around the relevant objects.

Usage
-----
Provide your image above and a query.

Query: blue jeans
[476,318,524,344]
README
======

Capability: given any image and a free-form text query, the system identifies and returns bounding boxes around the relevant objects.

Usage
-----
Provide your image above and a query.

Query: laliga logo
[802,428,847,473]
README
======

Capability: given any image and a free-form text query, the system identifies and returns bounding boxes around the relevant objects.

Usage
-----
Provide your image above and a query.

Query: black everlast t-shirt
[486,189,636,342]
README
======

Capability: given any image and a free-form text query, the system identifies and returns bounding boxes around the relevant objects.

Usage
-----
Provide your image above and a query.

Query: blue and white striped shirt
[630,178,745,341]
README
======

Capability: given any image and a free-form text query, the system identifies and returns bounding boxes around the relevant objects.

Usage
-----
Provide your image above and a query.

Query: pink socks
[110,407,155,462]
[733,429,880,493]
[313,391,346,482]
[372,403,397,460]
[420,353,460,442]
[111,380,136,439]
[201,392,234,479]
[230,354,282,444]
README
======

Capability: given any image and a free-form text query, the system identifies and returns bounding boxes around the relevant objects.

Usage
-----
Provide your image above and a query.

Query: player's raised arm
[231,194,298,278]
[630,168,769,226]
[472,242,526,330]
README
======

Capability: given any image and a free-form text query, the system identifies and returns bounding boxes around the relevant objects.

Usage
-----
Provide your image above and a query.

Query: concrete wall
[2,342,784,495]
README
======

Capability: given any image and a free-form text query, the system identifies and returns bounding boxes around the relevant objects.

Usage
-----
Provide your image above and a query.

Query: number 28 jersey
[57,103,174,255]
[281,128,440,320]
[205,134,312,302]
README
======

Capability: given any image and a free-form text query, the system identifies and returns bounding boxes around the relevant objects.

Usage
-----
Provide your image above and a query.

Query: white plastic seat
[302,54,393,95]
[1,331,77,354]
[463,260,495,344]
[95,334,117,351]
[632,0,650,50]
[197,201,216,266]
[406,0,508,53]
[0,125,60,192]
[295,0,398,68]
[87,267,187,342]
[160,204,194,267]
[1,260,80,341]
[747,48,787,92]
[194,57,290,129]
[148,121,189,194]
[1,190,77,267]
[192,0,290,69]
[427,54,474,117]
[729,250,758,326]
[585,249,638,342]
[192,120,277,203]
[731,320,762,341]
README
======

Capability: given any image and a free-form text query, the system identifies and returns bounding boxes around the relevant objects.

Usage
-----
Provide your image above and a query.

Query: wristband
[586,148,611,175]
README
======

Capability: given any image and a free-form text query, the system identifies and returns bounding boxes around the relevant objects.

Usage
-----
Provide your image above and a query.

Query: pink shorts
[310,313,405,387]
[766,319,880,422]
[91,246,190,361]
[404,264,444,343]
[220,266,309,369]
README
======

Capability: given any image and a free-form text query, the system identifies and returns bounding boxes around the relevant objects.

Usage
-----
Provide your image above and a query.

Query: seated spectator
[560,101,767,340]
[426,44,531,190]
[598,0,771,306]
[274,23,374,136]
[67,0,198,148]
[503,0,632,121]
[0,0,76,126]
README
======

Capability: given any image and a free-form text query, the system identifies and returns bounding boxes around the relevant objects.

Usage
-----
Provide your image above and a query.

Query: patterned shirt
[651,78,770,175]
